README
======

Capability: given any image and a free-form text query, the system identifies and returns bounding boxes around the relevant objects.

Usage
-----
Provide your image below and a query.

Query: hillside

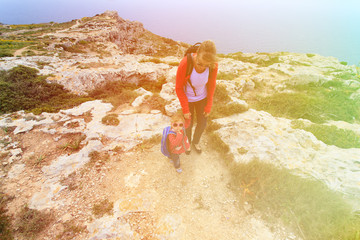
[1,11,360,240]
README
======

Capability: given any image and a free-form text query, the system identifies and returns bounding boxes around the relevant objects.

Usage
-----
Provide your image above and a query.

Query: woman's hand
[204,112,210,118]
[184,113,191,120]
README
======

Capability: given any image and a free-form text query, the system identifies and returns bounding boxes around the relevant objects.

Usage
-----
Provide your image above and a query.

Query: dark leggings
[186,98,208,145]
[169,153,180,169]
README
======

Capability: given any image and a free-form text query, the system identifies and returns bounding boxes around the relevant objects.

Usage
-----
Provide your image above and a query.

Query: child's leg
[169,153,180,169]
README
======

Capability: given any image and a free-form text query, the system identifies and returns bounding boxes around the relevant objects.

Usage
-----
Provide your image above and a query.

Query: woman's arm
[175,57,190,114]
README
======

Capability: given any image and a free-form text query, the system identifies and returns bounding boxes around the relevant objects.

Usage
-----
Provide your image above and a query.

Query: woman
[175,40,218,154]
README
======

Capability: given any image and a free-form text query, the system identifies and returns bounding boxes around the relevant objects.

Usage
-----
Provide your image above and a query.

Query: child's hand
[184,113,191,120]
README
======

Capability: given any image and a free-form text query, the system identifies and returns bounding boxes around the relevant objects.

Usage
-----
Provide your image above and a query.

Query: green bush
[0,65,92,114]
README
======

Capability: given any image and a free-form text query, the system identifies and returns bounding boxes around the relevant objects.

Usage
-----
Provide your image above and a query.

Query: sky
[1,0,360,65]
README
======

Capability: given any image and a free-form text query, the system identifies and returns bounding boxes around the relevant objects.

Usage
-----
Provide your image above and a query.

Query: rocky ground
[0,102,299,239]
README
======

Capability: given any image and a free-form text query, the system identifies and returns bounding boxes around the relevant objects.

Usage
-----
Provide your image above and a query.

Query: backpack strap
[166,131,176,154]
[185,53,197,96]
[185,53,214,97]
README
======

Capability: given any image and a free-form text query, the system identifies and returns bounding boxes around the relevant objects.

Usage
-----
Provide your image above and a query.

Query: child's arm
[168,132,184,149]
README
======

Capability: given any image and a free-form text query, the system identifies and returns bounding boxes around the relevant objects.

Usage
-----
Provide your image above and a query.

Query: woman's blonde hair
[171,111,185,124]
[197,40,217,68]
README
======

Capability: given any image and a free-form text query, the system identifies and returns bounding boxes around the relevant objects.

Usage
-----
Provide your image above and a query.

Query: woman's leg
[186,102,196,144]
[192,98,208,145]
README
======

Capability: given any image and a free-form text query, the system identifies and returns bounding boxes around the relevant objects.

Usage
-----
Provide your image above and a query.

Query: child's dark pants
[169,153,180,169]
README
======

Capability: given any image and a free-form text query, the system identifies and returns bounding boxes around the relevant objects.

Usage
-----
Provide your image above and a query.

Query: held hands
[184,112,210,118]
[184,113,191,120]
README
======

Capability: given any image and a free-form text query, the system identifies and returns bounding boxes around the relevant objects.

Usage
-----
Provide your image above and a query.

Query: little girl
[168,112,191,173]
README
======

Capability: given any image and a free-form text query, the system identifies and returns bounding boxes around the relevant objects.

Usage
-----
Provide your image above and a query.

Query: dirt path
[2,125,296,239]
[13,46,30,57]
[102,138,289,239]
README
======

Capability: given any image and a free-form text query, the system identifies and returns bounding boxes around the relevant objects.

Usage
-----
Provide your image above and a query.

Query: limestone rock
[131,87,153,107]
[160,82,177,102]
[214,109,360,209]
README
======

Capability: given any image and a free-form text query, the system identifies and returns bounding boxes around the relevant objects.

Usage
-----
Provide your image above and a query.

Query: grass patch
[101,114,120,126]
[141,93,167,113]
[16,205,54,239]
[60,134,86,152]
[136,134,161,152]
[139,57,163,64]
[249,80,360,124]
[87,151,110,168]
[230,160,360,240]
[209,84,248,120]
[0,39,35,57]
[56,220,86,240]
[92,199,113,218]
[87,81,139,108]
[216,71,239,80]
[222,52,282,67]
[0,193,14,240]
[292,120,360,149]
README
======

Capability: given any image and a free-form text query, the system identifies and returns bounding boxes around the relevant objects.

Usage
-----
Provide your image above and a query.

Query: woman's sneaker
[192,143,202,154]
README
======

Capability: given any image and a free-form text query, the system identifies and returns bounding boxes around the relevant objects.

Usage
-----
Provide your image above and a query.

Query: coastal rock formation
[1,10,359,240]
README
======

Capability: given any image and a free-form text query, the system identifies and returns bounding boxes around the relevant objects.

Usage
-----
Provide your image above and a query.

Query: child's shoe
[185,150,191,155]
[176,168,182,173]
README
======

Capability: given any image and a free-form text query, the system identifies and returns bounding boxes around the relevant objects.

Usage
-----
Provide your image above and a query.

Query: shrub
[0,65,92,114]
[88,81,139,109]
[140,76,167,93]
[102,114,120,126]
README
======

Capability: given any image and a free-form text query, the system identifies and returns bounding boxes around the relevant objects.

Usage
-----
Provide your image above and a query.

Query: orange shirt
[175,53,218,114]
